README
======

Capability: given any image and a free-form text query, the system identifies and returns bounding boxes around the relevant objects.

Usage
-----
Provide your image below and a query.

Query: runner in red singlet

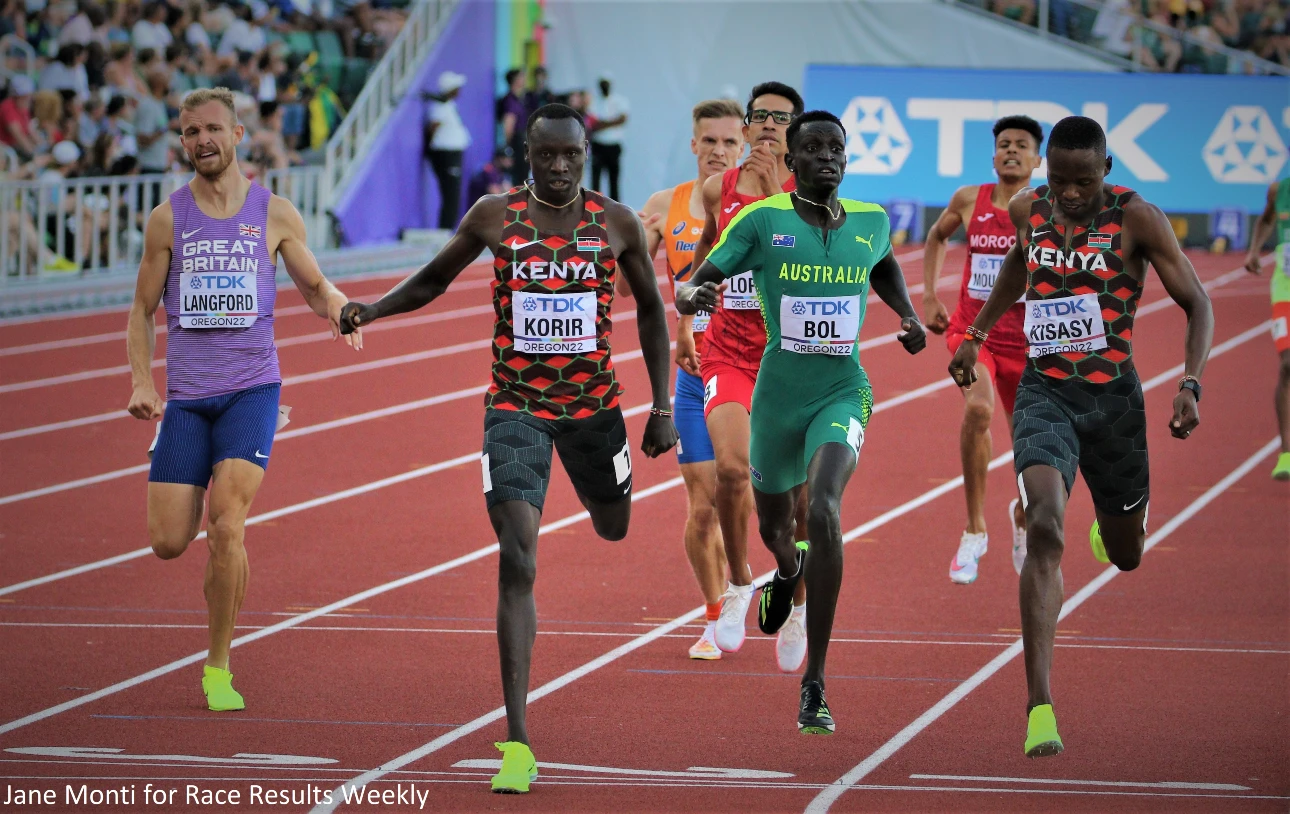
[923,115,1043,585]
[687,81,809,671]
[633,98,744,659]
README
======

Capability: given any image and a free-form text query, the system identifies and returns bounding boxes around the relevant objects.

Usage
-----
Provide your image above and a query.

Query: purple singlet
[163,182,280,400]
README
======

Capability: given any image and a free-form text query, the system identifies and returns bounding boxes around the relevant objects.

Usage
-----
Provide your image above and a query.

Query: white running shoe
[714,583,753,652]
[949,531,988,584]
[776,605,807,673]
[688,623,721,660]
[1009,498,1027,576]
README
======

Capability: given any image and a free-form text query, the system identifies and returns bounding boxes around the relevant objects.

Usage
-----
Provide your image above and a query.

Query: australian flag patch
[771,234,795,248]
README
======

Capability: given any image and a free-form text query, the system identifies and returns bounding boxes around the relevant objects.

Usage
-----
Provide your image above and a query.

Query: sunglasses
[745,109,795,125]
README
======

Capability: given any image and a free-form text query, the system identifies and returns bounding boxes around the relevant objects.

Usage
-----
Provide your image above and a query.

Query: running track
[0,249,1285,813]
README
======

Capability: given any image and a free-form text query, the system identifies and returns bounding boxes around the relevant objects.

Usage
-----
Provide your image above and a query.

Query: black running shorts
[1012,367,1149,517]
[481,407,632,512]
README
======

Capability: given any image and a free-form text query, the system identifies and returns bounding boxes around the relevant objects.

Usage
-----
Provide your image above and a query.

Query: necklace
[526,182,581,209]
[792,191,840,222]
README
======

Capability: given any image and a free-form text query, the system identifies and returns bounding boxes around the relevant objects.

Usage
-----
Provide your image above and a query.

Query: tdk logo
[842,97,1174,182]
[802,300,852,316]
[526,296,586,313]
[1032,299,1088,319]
[196,275,247,289]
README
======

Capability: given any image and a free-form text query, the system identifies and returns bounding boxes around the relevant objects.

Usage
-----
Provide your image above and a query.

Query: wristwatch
[1178,375,1201,402]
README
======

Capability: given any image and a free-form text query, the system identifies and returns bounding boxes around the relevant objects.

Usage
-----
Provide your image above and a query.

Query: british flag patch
[577,237,603,252]
[239,223,262,238]
[1087,232,1111,249]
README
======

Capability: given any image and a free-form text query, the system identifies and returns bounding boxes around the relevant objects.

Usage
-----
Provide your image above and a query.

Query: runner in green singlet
[677,111,927,735]
[1245,178,1290,479]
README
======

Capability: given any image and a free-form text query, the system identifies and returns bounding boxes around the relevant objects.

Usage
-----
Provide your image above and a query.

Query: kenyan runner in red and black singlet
[340,104,677,793]
[948,115,1213,762]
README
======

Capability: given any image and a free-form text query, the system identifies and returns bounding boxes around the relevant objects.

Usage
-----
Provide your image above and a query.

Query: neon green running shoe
[1024,704,1064,758]
[1272,452,1290,481]
[491,741,537,793]
[201,666,245,711]
[1089,521,1110,564]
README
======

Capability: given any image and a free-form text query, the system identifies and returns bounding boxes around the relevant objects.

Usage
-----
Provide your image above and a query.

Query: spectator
[466,145,513,210]
[106,93,138,156]
[992,0,1036,26]
[59,2,98,47]
[103,42,145,98]
[525,65,556,114]
[498,67,527,183]
[0,0,27,40]
[1093,0,1138,56]
[31,91,67,153]
[105,0,131,46]
[60,91,84,146]
[589,72,628,201]
[134,67,172,173]
[0,75,38,160]
[39,44,92,100]
[1137,0,1184,72]
[132,2,173,52]
[216,50,259,94]
[218,4,267,58]
[78,95,106,148]
[424,70,470,229]
[249,99,300,175]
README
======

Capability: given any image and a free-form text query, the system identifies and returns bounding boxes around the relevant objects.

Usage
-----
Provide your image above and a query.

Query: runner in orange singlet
[922,116,1043,584]
[688,82,809,671]
[635,99,744,659]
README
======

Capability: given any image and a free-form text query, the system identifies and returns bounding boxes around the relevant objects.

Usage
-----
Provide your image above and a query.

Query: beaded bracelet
[649,407,673,418]
[965,325,989,343]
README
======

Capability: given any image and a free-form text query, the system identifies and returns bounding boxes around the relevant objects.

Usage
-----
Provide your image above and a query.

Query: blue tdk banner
[804,65,1290,212]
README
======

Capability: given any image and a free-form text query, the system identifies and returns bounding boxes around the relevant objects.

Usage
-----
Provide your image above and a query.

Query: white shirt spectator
[258,73,277,103]
[427,99,470,151]
[186,21,212,51]
[218,18,266,56]
[1092,0,1135,56]
[58,12,93,46]
[131,19,173,51]
[590,92,629,146]
[39,61,90,99]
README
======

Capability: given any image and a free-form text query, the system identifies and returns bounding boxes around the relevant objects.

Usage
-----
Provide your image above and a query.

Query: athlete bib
[1024,293,1107,358]
[692,311,711,332]
[179,271,258,329]
[513,290,597,354]
[780,295,861,356]
[966,253,1025,303]
[723,270,760,310]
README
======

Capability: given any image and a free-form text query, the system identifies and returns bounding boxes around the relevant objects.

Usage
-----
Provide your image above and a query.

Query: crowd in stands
[0,0,410,183]
[985,0,1290,71]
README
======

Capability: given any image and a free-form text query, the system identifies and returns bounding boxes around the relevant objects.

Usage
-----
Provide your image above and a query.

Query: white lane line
[0,304,496,393]
[0,311,637,442]
[0,342,665,504]
[908,774,1252,791]
[804,436,1281,813]
[310,319,1271,811]
[0,469,685,736]
[0,398,668,596]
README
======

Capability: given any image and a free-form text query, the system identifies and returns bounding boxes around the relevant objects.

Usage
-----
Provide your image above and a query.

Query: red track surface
[0,249,1285,813]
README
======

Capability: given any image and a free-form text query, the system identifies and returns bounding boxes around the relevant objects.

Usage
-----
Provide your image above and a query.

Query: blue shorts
[674,369,714,465]
[149,383,281,487]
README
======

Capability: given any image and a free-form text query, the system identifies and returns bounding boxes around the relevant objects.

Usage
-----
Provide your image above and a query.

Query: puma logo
[855,235,873,249]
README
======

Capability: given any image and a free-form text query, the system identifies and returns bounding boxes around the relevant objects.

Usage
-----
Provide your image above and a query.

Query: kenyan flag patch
[1088,232,1112,249]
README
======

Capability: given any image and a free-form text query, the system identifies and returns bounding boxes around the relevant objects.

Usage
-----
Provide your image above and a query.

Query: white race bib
[780,295,861,356]
[723,270,760,310]
[179,271,258,329]
[967,253,1025,303]
[692,310,711,333]
[513,290,597,354]
[1024,293,1107,358]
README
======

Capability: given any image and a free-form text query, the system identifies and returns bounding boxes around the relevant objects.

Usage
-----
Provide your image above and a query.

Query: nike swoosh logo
[508,239,542,251]
[1122,495,1145,511]
[976,213,993,222]
[181,228,203,239]
[723,202,741,214]
[254,450,268,459]
[1031,230,1048,239]
[950,560,967,572]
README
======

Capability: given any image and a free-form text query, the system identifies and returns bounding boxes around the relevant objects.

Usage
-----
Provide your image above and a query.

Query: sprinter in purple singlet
[125,88,361,711]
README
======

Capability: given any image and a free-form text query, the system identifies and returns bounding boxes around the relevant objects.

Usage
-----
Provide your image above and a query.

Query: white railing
[0,166,327,283]
[320,0,459,212]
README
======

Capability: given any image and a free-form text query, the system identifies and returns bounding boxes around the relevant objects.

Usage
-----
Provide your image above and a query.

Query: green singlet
[706,192,890,493]
[1272,177,1289,305]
